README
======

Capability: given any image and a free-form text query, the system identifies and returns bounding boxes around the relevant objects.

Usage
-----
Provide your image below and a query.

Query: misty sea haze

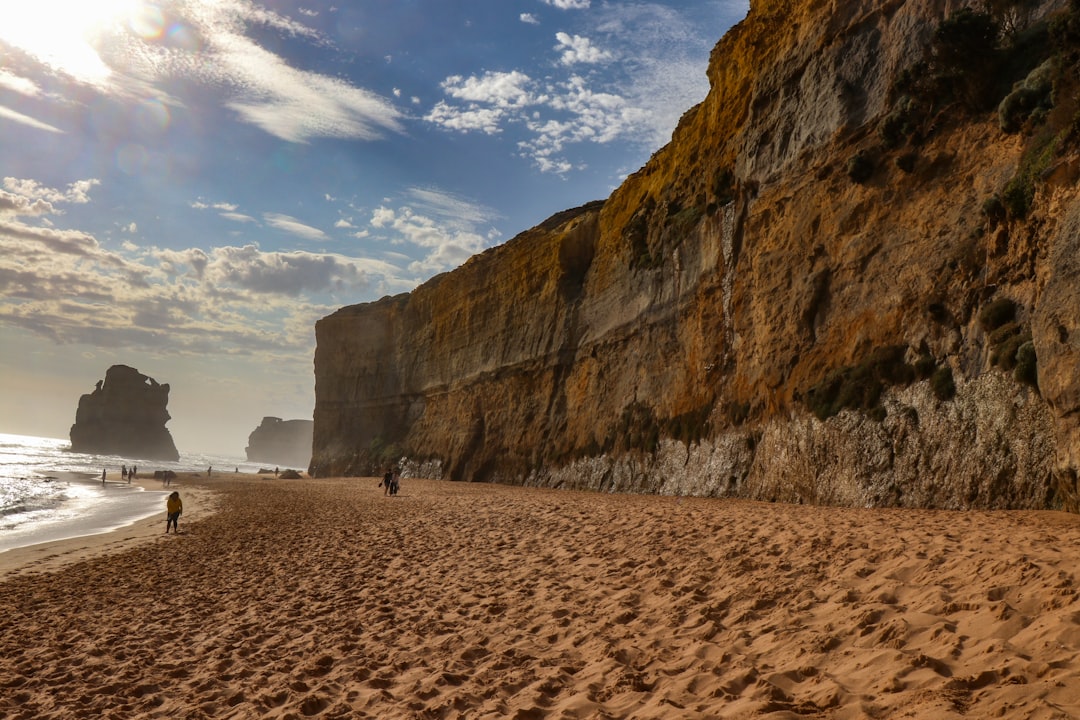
[0,432,260,553]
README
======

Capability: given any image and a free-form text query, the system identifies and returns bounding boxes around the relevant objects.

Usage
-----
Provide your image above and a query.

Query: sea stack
[245,417,313,467]
[69,365,180,461]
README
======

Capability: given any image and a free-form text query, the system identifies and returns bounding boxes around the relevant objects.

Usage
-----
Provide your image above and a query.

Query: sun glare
[0,0,143,85]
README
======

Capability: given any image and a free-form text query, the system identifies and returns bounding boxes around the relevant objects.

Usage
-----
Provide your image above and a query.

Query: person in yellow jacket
[166,491,182,534]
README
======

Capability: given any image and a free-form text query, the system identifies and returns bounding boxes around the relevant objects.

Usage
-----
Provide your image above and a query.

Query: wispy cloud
[263,213,328,241]
[542,0,591,9]
[0,0,405,144]
[0,105,63,134]
[368,188,498,276]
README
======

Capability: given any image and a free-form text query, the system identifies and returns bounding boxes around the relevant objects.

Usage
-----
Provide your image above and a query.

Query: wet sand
[0,473,173,555]
[2,476,1080,718]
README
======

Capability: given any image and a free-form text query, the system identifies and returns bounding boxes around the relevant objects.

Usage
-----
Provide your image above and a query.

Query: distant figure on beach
[390,467,401,496]
[274,467,279,478]
[132,465,137,481]
[382,468,393,496]
[207,466,212,478]
[166,491,182,534]
[122,464,127,481]
[102,468,106,485]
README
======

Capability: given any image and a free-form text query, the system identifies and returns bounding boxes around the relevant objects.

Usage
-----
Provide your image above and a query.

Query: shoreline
[0,472,219,578]
[0,471,165,553]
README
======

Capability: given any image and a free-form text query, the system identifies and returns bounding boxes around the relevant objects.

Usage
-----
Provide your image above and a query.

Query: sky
[0,0,749,457]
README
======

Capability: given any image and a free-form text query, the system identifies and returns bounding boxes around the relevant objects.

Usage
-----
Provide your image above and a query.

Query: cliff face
[245,417,314,467]
[69,365,180,461]
[314,0,1080,510]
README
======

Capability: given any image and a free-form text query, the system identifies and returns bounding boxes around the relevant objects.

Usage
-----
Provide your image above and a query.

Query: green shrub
[930,366,957,401]
[996,331,1031,370]
[895,152,918,173]
[914,353,937,379]
[932,8,1002,109]
[663,405,713,445]
[1003,131,1058,218]
[982,194,1006,222]
[998,59,1055,132]
[614,402,660,453]
[847,150,875,183]
[978,297,1017,331]
[1014,340,1039,386]
[988,320,1022,346]
[804,345,915,421]
[713,168,735,206]
[879,109,910,148]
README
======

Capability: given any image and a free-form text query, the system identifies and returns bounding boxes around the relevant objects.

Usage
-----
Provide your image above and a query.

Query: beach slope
[2,477,1080,718]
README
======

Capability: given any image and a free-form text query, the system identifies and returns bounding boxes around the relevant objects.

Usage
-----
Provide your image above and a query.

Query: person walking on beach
[391,467,401,496]
[166,491,182,534]
[207,466,212,478]
[102,468,106,485]
[382,468,393,496]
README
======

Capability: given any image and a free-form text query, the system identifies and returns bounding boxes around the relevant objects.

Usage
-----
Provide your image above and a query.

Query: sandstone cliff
[245,417,313,467]
[313,0,1080,510]
[69,365,180,461]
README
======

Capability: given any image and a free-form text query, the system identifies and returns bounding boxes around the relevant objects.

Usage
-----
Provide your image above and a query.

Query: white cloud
[441,71,534,108]
[542,0,591,9]
[220,212,257,223]
[0,175,398,361]
[3,177,99,205]
[425,102,506,134]
[263,213,328,241]
[520,13,540,24]
[555,33,612,65]
[0,105,64,134]
[0,190,54,217]
[218,34,405,143]
[0,71,42,97]
[425,71,535,135]
[425,2,735,173]
[1,0,405,145]
[366,188,498,275]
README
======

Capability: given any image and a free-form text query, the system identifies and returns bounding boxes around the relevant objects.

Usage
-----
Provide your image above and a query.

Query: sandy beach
[2,476,1080,719]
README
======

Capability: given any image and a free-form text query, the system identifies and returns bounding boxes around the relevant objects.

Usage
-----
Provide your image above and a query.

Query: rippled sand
[2,475,1080,718]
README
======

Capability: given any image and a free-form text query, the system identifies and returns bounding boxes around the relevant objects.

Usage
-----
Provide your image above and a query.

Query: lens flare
[0,0,142,85]
[135,97,171,134]
[129,4,165,40]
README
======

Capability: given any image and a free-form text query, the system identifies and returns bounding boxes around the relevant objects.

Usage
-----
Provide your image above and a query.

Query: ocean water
[0,432,264,553]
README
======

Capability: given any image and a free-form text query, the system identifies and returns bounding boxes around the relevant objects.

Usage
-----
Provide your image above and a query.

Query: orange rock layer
[313,0,1080,510]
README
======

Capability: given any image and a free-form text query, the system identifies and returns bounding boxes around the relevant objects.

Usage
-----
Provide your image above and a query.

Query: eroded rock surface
[245,417,313,467]
[69,365,179,461]
[313,0,1080,510]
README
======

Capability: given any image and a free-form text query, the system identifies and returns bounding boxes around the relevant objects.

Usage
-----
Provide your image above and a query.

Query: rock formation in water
[245,417,313,467]
[69,365,180,461]
[313,0,1080,511]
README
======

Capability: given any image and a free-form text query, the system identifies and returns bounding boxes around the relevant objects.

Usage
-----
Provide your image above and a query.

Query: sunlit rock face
[314,0,1080,510]
[245,417,313,468]
[69,365,180,461]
